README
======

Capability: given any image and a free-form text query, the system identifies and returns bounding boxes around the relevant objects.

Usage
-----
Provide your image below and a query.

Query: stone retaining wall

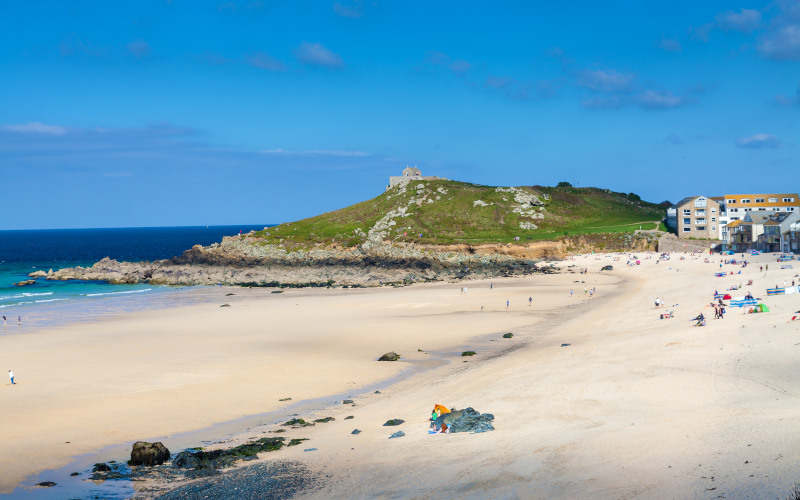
[657,234,720,253]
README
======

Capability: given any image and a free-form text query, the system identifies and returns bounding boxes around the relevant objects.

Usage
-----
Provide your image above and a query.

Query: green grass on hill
[252,180,664,248]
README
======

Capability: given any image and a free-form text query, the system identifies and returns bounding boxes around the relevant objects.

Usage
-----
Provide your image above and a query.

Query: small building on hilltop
[387,166,446,189]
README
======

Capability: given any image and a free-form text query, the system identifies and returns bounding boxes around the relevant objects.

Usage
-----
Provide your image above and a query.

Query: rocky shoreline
[46,235,555,287]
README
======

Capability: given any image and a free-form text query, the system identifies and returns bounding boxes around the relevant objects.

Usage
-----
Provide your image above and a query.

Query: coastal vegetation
[251,180,663,249]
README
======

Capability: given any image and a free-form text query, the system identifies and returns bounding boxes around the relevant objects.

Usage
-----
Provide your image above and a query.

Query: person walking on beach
[528,296,532,306]
[570,289,573,297]
[584,286,588,295]
[490,282,493,289]
[8,370,14,385]
[17,316,21,326]
[506,299,510,309]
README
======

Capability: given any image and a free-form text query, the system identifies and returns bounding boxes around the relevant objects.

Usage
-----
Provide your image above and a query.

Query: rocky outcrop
[130,441,170,466]
[378,352,400,361]
[28,270,47,278]
[47,236,549,287]
[173,437,286,470]
[445,407,495,433]
[14,279,36,287]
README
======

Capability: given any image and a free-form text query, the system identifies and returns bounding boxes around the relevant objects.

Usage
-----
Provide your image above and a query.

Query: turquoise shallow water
[0,225,267,330]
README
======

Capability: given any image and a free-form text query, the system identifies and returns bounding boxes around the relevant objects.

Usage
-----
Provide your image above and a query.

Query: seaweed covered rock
[130,441,170,466]
[378,352,400,361]
[601,265,613,271]
[173,437,286,470]
[447,407,495,434]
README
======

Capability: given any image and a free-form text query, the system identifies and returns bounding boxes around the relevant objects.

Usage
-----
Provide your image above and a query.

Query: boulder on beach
[601,265,613,271]
[503,332,513,338]
[389,431,405,439]
[130,441,171,466]
[443,407,495,433]
[383,419,404,426]
[378,352,400,361]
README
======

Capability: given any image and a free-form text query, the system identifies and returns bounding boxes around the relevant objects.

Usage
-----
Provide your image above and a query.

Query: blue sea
[0,225,267,329]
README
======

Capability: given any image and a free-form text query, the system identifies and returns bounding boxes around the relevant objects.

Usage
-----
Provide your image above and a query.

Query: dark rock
[601,265,613,271]
[342,399,354,404]
[288,438,308,447]
[561,343,571,347]
[92,463,111,472]
[174,437,286,470]
[313,417,335,423]
[351,429,361,435]
[220,303,231,307]
[271,290,284,293]
[14,279,36,287]
[389,431,405,439]
[70,472,80,476]
[374,391,381,394]
[344,415,354,420]
[383,419,404,426]
[36,482,56,487]
[283,418,314,427]
[502,333,513,338]
[443,407,495,434]
[378,352,400,361]
[130,441,170,466]
[462,351,476,356]
[225,293,235,296]
[278,397,292,401]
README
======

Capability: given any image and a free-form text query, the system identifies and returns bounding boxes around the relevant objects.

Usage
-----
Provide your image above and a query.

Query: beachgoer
[528,296,532,306]
[490,282,493,289]
[17,316,21,326]
[2,316,5,326]
[584,286,588,295]
[570,289,573,297]
[8,370,14,385]
[506,299,510,309]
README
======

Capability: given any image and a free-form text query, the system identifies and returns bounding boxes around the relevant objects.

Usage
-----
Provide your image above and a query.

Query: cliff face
[48,231,659,287]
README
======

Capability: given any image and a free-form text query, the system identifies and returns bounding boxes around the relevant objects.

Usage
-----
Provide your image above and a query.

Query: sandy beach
[3,252,800,498]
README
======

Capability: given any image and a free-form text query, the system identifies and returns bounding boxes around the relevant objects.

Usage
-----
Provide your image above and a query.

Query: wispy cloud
[735,133,782,149]
[691,8,762,41]
[485,75,561,101]
[126,40,153,59]
[634,90,687,110]
[2,122,68,135]
[716,8,762,33]
[333,0,364,18]
[186,51,231,66]
[423,51,472,78]
[576,68,635,92]
[58,34,111,59]
[663,134,684,145]
[246,51,286,71]
[260,148,370,157]
[657,37,682,52]
[759,24,800,60]
[294,42,344,68]
[775,82,800,105]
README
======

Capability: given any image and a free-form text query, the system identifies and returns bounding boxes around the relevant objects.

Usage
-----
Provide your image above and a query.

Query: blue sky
[2,1,799,229]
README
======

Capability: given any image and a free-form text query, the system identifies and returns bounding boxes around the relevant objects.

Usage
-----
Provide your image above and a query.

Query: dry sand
[2,252,800,498]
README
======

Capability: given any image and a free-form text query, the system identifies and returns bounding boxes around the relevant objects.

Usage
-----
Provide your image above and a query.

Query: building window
[711,208,716,213]
[696,209,706,216]
[711,217,716,222]
[683,218,691,225]
[696,226,706,231]
[683,209,691,215]
[789,207,795,211]
[730,208,738,212]
[759,208,765,211]
[769,197,778,203]
[696,219,707,224]
[695,198,707,208]
[712,225,716,231]
[755,198,765,203]
[683,227,691,232]
[784,197,795,203]
[731,217,740,220]
[741,199,751,204]
[726,199,736,204]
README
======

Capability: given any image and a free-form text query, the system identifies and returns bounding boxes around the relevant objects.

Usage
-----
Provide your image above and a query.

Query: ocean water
[0,225,267,329]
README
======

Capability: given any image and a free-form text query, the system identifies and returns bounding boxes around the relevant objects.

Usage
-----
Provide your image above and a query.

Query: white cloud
[716,8,762,33]
[735,133,782,149]
[294,42,344,68]
[2,122,67,135]
[246,51,285,71]
[576,69,635,92]
[634,90,686,109]
[759,24,800,60]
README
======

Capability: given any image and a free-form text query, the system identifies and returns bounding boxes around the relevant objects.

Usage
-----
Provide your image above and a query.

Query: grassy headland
[251,180,664,249]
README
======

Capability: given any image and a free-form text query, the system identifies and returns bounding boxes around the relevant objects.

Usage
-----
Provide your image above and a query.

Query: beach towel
[766,288,785,296]
[713,293,724,299]
[715,272,727,277]
[781,264,793,269]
